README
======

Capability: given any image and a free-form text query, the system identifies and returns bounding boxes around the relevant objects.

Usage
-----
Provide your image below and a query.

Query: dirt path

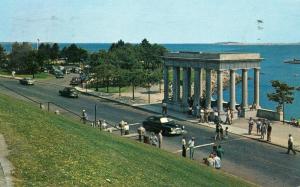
[0,134,14,187]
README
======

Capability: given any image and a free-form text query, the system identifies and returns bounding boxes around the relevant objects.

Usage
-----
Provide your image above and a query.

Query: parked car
[142,116,186,136]
[70,77,81,86]
[54,71,64,78]
[19,78,35,85]
[59,87,79,98]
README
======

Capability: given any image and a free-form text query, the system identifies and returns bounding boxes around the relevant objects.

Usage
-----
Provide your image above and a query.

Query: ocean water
[1,42,300,119]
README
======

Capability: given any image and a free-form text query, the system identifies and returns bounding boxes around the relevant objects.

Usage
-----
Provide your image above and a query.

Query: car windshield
[160,117,173,124]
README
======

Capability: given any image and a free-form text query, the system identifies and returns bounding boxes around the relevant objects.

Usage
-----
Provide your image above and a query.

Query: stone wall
[257,108,283,121]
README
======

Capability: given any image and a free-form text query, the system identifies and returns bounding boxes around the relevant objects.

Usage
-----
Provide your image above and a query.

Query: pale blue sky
[1,0,300,43]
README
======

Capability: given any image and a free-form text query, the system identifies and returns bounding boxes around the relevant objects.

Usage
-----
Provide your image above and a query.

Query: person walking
[158,130,163,148]
[119,120,126,136]
[200,109,204,123]
[287,134,296,155]
[267,124,272,142]
[215,124,220,141]
[224,127,229,139]
[248,117,254,135]
[225,109,231,125]
[81,109,88,124]
[188,137,195,160]
[196,104,200,119]
[256,119,262,135]
[137,125,145,142]
[150,132,158,147]
[219,125,224,140]
[204,109,209,123]
[182,137,187,157]
[216,145,224,159]
[261,123,266,140]
[162,102,167,116]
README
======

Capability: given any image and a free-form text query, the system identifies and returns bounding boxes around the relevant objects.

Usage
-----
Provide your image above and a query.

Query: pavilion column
[187,68,191,97]
[242,69,248,109]
[163,65,169,102]
[205,69,212,110]
[193,68,200,107]
[172,67,180,102]
[182,67,189,106]
[217,70,223,114]
[230,69,236,111]
[254,68,260,109]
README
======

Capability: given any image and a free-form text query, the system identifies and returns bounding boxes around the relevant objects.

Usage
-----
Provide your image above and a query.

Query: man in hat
[82,109,88,124]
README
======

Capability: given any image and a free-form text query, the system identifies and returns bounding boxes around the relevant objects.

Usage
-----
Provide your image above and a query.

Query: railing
[0,83,115,130]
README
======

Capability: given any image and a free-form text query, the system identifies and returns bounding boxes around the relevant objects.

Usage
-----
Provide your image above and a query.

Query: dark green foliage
[267,80,295,121]
[0,44,7,68]
[60,44,88,64]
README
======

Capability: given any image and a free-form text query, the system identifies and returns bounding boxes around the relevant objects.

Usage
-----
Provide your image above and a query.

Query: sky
[1,0,300,43]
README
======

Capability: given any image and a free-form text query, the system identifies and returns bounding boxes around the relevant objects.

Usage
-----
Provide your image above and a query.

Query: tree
[25,51,39,78]
[0,44,7,68]
[94,62,115,93]
[129,61,144,100]
[50,43,59,60]
[60,44,88,64]
[9,42,33,72]
[267,80,295,123]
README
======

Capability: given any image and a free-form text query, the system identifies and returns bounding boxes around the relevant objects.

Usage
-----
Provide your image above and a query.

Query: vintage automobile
[142,116,186,136]
[70,77,81,86]
[19,78,35,85]
[59,87,79,98]
[54,71,64,78]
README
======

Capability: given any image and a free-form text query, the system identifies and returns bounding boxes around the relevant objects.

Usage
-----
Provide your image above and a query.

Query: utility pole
[37,38,40,50]
[94,104,97,126]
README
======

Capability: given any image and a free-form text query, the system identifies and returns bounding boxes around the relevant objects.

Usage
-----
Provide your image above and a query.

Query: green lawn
[0,70,51,79]
[0,93,254,187]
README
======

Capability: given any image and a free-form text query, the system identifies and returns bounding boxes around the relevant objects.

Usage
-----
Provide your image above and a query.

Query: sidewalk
[76,86,300,152]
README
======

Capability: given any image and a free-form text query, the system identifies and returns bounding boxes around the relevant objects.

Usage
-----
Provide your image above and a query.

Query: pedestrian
[150,132,158,147]
[213,153,222,169]
[119,120,126,136]
[286,134,296,155]
[204,109,209,123]
[81,109,88,124]
[225,109,231,125]
[267,124,272,142]
[182,137,187,157]
[261,123,266,140]
[230,109,234,124]
[200,109,204,123]
[216,145,224,159]
[224,127,229,139]
[158,130,163,148]
[237,106,241,118]
[215,124,220,141]
[162,102,167,116]
[196,104,200,118]
[188,105,193,116]
[11,70,15,78]
[101,120,108,130]
[188,137,195,160]
[256,119,262,135]
[137,125,145,142]
[219,125,224,140]
[248,117,254,135]
[124,122,129,135]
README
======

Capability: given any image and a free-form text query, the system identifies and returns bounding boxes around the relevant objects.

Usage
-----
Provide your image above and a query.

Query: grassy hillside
[0,93,254,186]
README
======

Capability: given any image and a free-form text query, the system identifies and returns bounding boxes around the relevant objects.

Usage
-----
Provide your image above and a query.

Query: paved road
[0,77,300,187]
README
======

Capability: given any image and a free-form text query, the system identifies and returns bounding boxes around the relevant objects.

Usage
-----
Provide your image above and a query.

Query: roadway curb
[76,89,300,152]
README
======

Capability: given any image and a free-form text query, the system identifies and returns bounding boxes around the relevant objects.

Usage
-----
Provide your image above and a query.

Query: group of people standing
[203,144,224,169]
[249,118,272,141]
[181,137,196,160]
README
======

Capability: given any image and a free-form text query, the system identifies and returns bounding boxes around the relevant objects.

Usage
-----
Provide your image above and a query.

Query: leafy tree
[0,44,7,68]
[25,51,39,78]
[267,80,295,123]
[94,62,115,93]
[129,61,144,100]
[50,43,59,60]
[60,44,88,64]
[9,42,33,72]
[113,67,129,96]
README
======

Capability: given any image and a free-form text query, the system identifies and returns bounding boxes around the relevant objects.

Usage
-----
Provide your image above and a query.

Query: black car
[70,77,81,86]
[54,71,64,78]
[59,87,79,98]
[19,78,35,85]
[142,116,186,136]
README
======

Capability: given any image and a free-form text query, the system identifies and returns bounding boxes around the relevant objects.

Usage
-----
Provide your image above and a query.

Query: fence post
[48,102,50,112]
[94,104,97,127]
